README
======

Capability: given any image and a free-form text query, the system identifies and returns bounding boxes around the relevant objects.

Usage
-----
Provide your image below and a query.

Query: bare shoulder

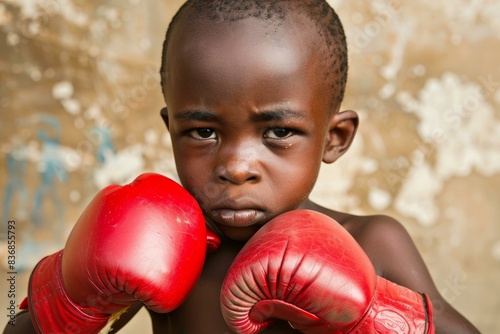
[337,218,417,276]
[343,214,418,277]
[305,200,419,278]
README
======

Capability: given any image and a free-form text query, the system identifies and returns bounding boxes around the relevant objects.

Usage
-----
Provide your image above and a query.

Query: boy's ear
[322,110,359,164]
[160,107,169,130]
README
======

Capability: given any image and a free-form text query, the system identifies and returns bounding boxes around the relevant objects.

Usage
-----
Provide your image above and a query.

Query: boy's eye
[189,128,216,140]
[264,128,294,139]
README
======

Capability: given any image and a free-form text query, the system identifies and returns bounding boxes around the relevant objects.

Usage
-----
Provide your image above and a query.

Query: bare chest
[160,241,300,334]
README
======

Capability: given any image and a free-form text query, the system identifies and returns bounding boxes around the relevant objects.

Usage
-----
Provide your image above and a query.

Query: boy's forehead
[166,13,322,78]
[166,21,313,109]
[164,12,335,119]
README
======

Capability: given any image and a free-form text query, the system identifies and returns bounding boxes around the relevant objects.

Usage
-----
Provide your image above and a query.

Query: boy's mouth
[211,208,266,227]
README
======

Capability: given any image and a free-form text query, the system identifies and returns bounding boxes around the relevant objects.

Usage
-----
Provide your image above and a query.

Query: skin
[4,8,480,334]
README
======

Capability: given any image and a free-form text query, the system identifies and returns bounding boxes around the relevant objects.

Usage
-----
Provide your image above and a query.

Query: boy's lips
[210,208,266,227]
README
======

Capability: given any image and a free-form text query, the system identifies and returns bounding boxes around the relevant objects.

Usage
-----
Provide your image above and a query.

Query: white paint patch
[398,72,500,179]
[93,144,145,188]
[144,129,158,145]
[368,187,392,211]
[3,0,88,26]
[52,81,74,100]
[394,162,442,226]
[60,98,81,115]
[395,72,500,225]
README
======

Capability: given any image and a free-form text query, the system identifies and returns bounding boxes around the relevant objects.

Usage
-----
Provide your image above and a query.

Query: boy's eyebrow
[173,109,220,122]
[251,109,306,121]
[173,108,306,122]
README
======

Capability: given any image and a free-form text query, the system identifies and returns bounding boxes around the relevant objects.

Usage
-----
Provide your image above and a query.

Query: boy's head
[160,0,358,240]
[161,0,348,110]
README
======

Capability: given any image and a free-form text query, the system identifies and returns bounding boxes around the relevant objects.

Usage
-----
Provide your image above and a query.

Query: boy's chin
[218,224,263,242]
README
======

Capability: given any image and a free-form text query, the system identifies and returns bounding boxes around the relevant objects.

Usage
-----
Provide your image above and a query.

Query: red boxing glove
[21,173,219,334]
[221,210,434,334]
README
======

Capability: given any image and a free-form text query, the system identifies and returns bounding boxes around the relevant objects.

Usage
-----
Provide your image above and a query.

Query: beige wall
[1,0,498,332]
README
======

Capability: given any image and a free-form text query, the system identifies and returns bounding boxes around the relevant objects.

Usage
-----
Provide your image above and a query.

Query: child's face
[162,17,355,240]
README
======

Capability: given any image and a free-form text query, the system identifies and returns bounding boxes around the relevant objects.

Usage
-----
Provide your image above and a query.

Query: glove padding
[221,209,434,334]
[21,173,219,334]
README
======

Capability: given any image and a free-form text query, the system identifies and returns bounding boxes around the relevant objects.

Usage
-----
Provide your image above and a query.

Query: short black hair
[160,0,348,109]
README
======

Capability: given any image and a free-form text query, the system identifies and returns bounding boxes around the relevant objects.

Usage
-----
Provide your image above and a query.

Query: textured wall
[0,0,498,332]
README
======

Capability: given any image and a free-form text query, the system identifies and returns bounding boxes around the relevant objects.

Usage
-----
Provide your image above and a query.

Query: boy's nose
[215,146,260,185]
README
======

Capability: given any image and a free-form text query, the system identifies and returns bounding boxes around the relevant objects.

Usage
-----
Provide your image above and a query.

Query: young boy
[5,0,479,333]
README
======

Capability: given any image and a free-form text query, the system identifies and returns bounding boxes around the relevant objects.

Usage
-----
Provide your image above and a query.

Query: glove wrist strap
[24,250,110,334]
[350,276,434,334]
